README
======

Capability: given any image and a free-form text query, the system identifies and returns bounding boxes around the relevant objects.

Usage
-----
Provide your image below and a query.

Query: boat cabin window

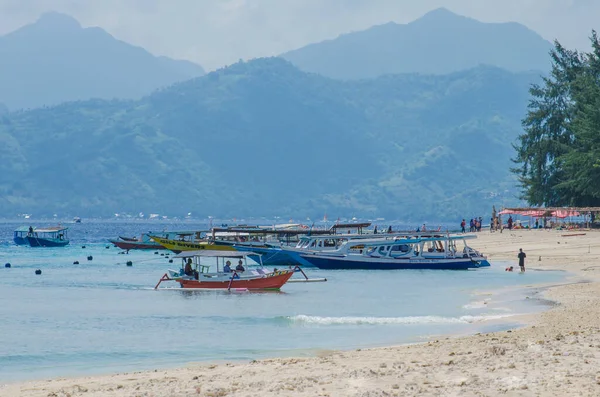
[378,246,389,255]
[323,239,336,247]
[391,244,410,253]
[310,240,317,248]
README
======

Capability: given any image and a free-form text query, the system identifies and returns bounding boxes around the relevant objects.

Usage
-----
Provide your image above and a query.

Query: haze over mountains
[0,12,205,110]
[0,9,551,220]
[282,8,552,79]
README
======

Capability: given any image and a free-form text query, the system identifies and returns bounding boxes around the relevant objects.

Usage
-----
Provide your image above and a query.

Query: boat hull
[299,254,479,270]
[26,236,69,247]
[14,236,28,245]
[177,270,294,290]
[233,245,298,267]
[150,236,237,254]
[109,239,166,250]
[280,249,317,267]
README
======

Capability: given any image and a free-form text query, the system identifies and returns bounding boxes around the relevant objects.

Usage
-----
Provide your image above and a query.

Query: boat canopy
[345,235,477,247]
[174,250,260,258]
[34,227,68,233]
[15,226,34,232]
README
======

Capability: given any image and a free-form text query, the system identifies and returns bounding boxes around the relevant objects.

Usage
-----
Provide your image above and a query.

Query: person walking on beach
[518,248,526,272]
[460,219,466,233]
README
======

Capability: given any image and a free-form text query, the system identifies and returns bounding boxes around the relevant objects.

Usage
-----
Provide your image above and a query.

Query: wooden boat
[25,226,69,247]
[149,233,236,254]
[299,235,487,270]
[109,233,166,250]
[154,250,295,290]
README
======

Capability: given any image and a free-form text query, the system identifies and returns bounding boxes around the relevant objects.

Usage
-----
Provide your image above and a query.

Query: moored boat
[154,250,295,290]
[299,235,487,270]
[25,226,69,247]
[109,233,167,250]
[150,233,236,254]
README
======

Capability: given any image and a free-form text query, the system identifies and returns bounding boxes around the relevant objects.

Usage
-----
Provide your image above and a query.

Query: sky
[0,0,598,70]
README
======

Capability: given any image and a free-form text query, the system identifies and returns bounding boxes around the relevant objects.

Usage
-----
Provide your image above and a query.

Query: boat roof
[18,226,67,232]
[174,250,259,258]
[35,227,68,233]
[344,235,477,246]
[330,222,371,230]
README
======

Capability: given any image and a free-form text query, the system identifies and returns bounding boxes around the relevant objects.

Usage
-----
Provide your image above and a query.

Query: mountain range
[281,8,552,79]
[0,58,538,220]
[0,12,205,110]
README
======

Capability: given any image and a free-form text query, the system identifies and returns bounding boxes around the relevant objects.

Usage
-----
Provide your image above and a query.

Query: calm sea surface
[0,220,567,381]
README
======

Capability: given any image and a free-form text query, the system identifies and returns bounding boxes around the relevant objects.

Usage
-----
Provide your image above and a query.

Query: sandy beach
[4,229,600,396]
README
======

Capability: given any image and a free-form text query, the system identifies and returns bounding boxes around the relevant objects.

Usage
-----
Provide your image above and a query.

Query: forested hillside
[0,58,538,220]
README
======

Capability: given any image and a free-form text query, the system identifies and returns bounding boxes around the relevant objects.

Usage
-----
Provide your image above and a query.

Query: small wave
[284,314,514,326]
[463,299,491,309]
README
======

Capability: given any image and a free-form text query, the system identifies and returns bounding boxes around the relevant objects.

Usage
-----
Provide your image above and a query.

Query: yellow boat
[149,235,236,254]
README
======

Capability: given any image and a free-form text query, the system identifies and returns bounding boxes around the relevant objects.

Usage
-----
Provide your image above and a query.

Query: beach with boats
[2,216,600,396]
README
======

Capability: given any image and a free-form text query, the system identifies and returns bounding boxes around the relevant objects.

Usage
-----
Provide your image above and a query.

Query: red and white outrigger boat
[154,250,298,291]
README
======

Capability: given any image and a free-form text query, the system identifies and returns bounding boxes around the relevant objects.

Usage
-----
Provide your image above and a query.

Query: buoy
[160,253,165,256]
[105,246,110,249]
[154,251,159,255]
[126,261,133,266]
[73,261,79,265]
[35,269,42,275]
[5,263,11,268]
[87,255,93,261]
[168,259,173,263]
[82,245,86,249]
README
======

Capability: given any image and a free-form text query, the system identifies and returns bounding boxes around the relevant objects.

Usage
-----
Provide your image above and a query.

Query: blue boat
[25,226,69,247]
[299,235,487,270]
[13,226,32,245]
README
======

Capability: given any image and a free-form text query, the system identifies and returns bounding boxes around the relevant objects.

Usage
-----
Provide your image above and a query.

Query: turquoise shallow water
[0,221,568,381]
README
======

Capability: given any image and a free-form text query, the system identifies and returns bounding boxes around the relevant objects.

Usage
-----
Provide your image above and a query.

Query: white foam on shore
[287,314,514,325]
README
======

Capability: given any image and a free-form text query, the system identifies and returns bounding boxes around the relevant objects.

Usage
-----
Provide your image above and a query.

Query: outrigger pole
[154,273,171,289]
[287,265,327,283]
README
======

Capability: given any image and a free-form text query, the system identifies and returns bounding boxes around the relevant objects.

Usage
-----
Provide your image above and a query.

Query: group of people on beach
[460,217,483,233]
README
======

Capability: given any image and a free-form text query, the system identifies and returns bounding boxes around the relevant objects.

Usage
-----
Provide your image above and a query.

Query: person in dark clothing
[518,248,526,272]
[184,258,194,276]
[508,216,514,230]
[235,260,245,272]
[460,219,466,233]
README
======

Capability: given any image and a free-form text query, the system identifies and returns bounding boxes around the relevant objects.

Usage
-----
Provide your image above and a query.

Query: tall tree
[513,34,597,206]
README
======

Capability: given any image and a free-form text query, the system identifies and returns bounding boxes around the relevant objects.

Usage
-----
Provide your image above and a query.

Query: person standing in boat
[28,226,34,236]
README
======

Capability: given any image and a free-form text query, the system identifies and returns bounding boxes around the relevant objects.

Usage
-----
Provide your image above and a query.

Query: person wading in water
[518,248,526,272]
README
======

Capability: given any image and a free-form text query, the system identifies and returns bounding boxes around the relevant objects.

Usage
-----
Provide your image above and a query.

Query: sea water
[0,220,568,381]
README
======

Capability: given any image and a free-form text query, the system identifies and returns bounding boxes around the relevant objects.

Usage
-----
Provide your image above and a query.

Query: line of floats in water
[13,222,490,291]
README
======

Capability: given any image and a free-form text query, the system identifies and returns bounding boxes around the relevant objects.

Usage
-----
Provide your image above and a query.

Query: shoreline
[4,230,600,396]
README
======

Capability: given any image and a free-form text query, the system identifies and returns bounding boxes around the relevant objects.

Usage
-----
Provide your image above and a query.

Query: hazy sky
[0,0,598,70]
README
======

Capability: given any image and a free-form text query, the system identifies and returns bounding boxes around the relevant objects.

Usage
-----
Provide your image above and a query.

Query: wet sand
[4,229,600,396]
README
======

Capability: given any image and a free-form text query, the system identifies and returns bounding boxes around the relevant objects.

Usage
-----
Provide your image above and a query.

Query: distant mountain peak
[281,8,551,79]
[36,11,81,30]
[413,7,470,24]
